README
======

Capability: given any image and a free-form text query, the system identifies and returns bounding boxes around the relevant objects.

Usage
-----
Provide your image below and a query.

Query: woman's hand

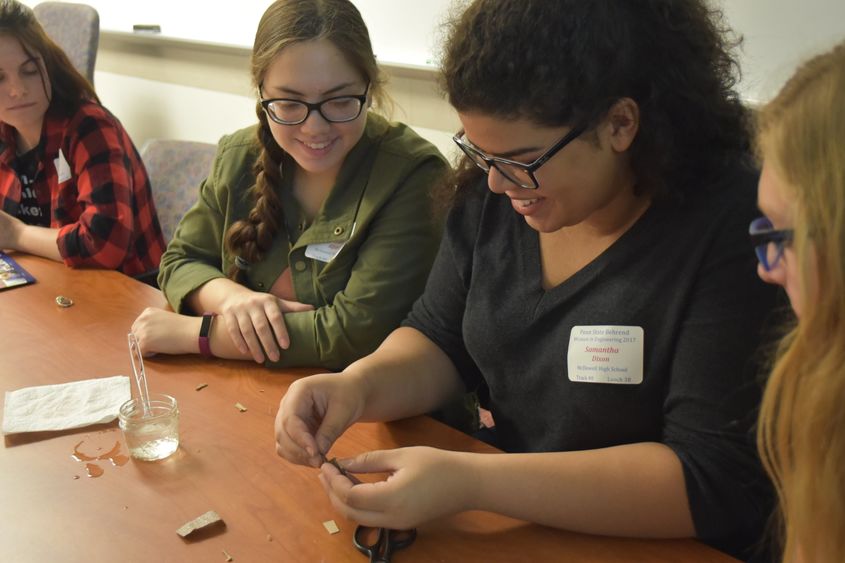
[131,307,200,357]
[0,210,23,250]
[318,447,476,530]
[217,288,313,363]
[275,372,367,468]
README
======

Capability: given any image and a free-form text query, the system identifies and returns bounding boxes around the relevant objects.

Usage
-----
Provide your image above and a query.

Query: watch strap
[198,312,216,358]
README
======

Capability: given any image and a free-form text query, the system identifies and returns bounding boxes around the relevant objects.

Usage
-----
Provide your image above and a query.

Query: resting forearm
[206,319,252,360]
[345,327,465,422]
[463,442,695,537]
[15,224,62,262]
[186,276,248,313]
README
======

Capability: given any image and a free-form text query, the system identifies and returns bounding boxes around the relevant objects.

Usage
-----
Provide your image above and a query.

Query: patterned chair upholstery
[33,2,99,84]
[140,139,218,242]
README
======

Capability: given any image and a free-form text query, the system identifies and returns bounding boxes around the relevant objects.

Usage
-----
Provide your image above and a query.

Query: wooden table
[0,255,739,562]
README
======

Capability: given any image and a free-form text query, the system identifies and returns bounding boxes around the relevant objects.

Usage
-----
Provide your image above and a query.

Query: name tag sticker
[567,325,644,384]
[54,149,72,184]
[305,241,345,263]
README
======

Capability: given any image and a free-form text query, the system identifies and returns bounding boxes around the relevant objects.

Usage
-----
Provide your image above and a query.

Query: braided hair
[224,0,385,281]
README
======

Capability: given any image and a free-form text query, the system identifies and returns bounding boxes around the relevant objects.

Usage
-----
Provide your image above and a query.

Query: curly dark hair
[438,0,751,205]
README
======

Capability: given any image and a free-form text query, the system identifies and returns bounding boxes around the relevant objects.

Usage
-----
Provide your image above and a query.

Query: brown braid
[224,109,286,282]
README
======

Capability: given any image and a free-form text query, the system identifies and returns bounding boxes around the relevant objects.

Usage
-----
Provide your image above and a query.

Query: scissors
[353,526,417,563]
[323,456,418,563]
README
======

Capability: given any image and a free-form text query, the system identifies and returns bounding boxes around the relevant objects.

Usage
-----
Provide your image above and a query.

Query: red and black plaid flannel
[0,101,164,277]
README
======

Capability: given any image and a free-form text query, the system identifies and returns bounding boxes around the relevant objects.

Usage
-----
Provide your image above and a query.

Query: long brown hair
[756,42,845,563]
[0,0,99,116]
[224,0,385,280]
[438,0,750,206]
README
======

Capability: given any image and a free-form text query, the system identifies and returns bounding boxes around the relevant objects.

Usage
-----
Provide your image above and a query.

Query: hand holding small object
[319,447,474,531]
[321,455,417,563]
[274,373,366,468]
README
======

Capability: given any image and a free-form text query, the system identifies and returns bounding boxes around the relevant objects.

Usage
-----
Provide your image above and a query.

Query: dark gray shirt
[405,164,777,560]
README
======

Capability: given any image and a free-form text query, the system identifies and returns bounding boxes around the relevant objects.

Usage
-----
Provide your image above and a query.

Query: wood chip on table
[234,402,247,412]
[323,520,340,534]
[195,383,208,391]
[176,510,226,538]
[222,549,234,561]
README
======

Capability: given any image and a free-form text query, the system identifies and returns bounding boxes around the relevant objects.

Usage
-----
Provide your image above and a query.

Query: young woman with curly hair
[132,0,447,369]
[275,1,778,559]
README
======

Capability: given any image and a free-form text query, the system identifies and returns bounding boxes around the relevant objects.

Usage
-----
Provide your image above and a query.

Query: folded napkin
[2,375,131,435]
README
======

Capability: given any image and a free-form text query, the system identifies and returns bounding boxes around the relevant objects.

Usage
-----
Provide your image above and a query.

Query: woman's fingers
[264,301,289,352]
[318,469,392,528]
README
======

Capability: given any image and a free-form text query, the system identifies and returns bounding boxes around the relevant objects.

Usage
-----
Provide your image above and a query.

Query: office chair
[33,2,100,84]
[140,139,217,243]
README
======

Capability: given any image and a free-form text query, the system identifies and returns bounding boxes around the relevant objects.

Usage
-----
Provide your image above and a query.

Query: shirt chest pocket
[313,245,357,305]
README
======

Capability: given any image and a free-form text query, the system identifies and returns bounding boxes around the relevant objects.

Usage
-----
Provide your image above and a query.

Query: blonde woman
[754,42,845,563]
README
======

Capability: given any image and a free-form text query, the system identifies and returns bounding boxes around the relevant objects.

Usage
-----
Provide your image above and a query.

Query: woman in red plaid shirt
[0,0,164,278]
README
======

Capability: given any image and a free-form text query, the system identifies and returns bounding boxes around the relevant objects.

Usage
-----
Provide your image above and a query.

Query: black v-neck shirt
[405,163,778,560]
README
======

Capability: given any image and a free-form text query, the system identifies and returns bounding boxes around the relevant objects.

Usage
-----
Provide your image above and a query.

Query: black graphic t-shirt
[13,144,50,227]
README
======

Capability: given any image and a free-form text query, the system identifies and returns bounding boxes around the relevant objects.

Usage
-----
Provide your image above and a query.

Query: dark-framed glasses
[749,216,794,272]
[260,82,369,125]
[452,121,589,189]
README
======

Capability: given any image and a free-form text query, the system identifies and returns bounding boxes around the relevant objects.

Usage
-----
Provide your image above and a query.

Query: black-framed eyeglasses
[452,121,589,189]
[749,216,794,272]
[260,82,369,125]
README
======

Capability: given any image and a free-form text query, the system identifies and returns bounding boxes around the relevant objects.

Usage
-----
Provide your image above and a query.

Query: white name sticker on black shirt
[567,325,644,384]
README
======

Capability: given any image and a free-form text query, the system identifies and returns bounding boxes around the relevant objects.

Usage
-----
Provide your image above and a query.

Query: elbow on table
[58,220,135,271]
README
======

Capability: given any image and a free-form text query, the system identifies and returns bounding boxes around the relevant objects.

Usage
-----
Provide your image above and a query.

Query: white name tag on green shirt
[305,242,345,263]
[567,325,644,384]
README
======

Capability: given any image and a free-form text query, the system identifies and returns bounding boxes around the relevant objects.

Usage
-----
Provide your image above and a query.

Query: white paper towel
[2,375,131,434]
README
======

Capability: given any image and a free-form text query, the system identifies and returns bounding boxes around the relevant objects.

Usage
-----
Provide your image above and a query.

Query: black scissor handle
[354,526,417,563]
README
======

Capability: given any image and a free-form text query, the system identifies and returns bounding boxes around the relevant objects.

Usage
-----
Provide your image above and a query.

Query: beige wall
[95,32,461,159]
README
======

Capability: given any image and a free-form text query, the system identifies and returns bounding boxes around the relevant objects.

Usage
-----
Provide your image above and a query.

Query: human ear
[606,97,639,153]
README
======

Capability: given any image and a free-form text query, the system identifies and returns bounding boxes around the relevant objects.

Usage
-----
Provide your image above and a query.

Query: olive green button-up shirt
[158,114,448,369]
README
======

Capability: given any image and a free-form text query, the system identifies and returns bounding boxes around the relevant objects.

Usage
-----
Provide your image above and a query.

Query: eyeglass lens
[462,147,535,189]
[756,241,785,272]
[750,217,788,272]
[266,97,362,124]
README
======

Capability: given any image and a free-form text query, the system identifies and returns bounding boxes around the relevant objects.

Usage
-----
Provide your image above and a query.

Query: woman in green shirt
[131,0,447,370]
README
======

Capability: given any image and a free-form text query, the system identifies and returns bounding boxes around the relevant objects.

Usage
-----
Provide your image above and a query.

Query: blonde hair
[225,0,387,280]
[756,41,845,563]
